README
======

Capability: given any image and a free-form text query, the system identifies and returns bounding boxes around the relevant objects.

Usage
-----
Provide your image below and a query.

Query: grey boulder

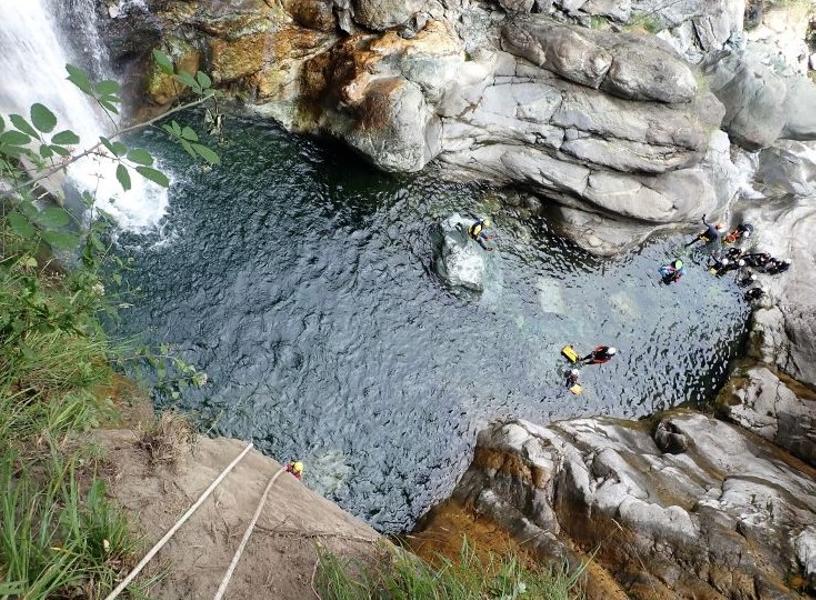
[434,213,487,292]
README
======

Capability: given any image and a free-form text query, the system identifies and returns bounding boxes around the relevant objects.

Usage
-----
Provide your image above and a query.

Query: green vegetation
[317,540,586,600]
[0,53,218,597]
[625,13,663,35]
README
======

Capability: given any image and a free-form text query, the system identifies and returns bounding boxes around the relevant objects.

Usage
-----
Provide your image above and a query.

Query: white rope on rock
[213,465,287,600]
[104,442,255,600]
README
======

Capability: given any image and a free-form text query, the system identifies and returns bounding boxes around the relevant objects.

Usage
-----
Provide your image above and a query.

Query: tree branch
[12,94,212,193]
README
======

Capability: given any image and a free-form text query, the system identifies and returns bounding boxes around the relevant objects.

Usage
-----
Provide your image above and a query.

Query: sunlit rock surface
[455,414,816,598]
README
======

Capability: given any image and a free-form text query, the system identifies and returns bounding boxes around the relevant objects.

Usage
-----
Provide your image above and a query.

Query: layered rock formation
[98,0,808,254]
[454,414,816,598]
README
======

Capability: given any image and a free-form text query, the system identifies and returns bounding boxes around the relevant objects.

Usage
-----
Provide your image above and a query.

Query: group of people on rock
[462,213,791,396]
[660,215,790,303]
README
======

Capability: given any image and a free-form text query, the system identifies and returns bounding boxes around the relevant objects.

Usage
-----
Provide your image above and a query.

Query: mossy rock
[146,37,201,105]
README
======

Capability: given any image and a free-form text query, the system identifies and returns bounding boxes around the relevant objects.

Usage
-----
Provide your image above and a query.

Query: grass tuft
[317,539,587,600]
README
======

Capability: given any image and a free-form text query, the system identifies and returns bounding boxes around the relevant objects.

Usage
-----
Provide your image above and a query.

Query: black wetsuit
[738,273,757,287]
[745,288,764,301]
[765,260,790,275]
[726,247,743,261]
[743,252,771,269]
[582,346,614,365]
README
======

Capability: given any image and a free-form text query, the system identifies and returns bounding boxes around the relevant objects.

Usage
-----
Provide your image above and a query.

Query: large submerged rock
[433,213,487,291]
[455,414,816,598]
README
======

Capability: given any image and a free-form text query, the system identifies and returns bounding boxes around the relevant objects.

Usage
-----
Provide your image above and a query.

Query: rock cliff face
[454,414,816,598]
[95,0,816,254]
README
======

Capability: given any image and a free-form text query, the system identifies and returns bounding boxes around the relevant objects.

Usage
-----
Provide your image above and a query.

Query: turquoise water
[109,116,749,532]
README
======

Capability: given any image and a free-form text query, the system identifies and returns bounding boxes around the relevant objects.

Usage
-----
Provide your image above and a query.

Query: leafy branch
[1,50,221,249]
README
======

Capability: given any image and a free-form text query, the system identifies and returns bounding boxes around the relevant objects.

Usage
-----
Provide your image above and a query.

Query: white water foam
[0,0,168,231]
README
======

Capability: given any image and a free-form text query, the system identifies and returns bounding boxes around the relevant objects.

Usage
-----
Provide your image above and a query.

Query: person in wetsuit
[712,258,745,277]
[743,252,771,269]
[724,222,754,244]
[738,272,758,287]
[745,287,766,301]
[468,217,495,251]
[725,247,744,261]
[581,346,617,365]
[659,259,685,284]
[686,214,725,247]
[765,258,791,275]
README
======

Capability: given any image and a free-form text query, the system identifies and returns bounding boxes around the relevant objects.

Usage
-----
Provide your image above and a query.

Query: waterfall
[0,0,167,230]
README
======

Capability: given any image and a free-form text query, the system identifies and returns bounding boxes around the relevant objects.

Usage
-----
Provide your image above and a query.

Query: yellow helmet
[292,461,303,474]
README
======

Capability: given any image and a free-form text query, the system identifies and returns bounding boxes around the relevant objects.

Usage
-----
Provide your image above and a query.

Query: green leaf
[196,71,212,90]
[112,272,122,285]
[10,114,38,137]
[0,114,4,132]
[99,98,119,115]
[30,103,57,133]
[152,49,175,74]
[175,71,202,94]
[50,144,71,157]
[181,126,198,142]
[0,130,31,146]
[37,206,71,228]
[135,166,170,187]
[17,200,38,219]
[180,139,197,159]
[127,147,153,166]
[81,191,95,208]
[95,79,120,95]
[39,144,54,159]
[192,143,220,165]
[7,211,35,237]
[66,63,93,94]
[52,129,80,145]
[116,164,131,191]
[100,136,127,157]
[43,230,79,250]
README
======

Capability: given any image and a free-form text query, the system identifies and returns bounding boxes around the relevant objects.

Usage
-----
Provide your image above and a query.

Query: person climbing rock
[285,461,303,480]
[745,287,766,302]
[658,259,685,284]
[564,368,583,395]
[743,252,771,269]
[686,214,725,247]
[708,256,730,275]
[724,222,754,244]
[581,346,617,365]
[765,258,791,275]
[468,217,495,251]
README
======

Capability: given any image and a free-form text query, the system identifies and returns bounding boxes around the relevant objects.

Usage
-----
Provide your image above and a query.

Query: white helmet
[570,368,580,377]
[738,259,746,267]
[607,347,618,355]
[721,258,730,266]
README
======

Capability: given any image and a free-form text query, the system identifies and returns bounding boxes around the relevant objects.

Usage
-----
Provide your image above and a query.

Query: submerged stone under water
[109,117,749,532]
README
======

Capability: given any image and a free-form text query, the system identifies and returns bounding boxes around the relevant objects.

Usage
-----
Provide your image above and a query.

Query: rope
[104,442,254,600]
[212,465,287,600]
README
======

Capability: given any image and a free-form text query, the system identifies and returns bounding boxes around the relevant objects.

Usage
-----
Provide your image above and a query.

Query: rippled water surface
[110,117,749,531]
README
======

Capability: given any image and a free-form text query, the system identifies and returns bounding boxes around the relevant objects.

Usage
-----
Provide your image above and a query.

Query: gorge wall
[98,0,816,252]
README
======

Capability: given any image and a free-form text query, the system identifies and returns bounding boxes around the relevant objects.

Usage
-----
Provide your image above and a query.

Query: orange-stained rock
[282,0,336,32]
